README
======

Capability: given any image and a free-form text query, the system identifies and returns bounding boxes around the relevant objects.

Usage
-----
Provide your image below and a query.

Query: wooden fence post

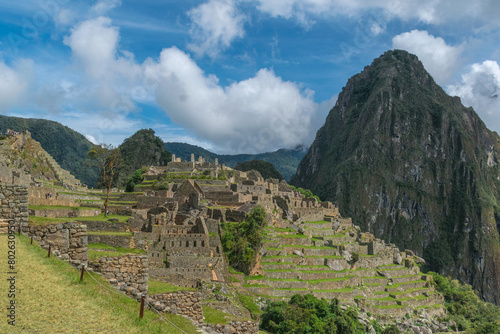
[48,244,51,258]
[139,295,145,320]
[80,266,85,282]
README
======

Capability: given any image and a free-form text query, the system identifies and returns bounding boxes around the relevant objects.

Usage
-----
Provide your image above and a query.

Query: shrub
[260,294,366,334]
[221,206,266,274]
[429,272,500,332]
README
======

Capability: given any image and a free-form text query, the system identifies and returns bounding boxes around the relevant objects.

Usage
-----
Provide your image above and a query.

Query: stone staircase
[25,138,80,186]
[241,216,445,319]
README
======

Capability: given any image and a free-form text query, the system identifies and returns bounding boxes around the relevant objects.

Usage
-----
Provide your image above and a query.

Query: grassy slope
[0,234,197,334]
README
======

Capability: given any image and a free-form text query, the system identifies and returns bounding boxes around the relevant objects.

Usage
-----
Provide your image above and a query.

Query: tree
[88,144,123,217]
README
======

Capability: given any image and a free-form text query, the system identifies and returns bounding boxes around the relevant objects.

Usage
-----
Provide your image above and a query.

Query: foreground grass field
[0,234,198,334]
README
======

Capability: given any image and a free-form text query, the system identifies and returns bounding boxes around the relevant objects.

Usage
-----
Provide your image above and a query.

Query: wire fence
[19,227,189,334]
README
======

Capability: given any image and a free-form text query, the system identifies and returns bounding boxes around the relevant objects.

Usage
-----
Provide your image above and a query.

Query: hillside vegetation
[101,129,171,188]
[234,160,284,180]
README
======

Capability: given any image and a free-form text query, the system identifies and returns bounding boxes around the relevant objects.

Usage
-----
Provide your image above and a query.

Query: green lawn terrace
[28,182,138,241]
[245,218,445,321]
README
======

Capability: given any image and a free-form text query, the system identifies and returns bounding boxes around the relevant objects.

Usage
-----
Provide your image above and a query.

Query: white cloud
[392,30,464,84]
[187,0,246,58]
[55,9,76,26]
[91,0,121,15]
[370,22,384,35]
[0,59,33,111]
[63,17,142,110]
[253,0,500,27]
[146,47,319,153]
[448,60,500,133]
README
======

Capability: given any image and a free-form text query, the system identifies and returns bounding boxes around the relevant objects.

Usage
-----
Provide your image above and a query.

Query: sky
[0,0,499,154]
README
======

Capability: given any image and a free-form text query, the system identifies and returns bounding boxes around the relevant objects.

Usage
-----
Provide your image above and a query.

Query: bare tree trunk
[105,186,110,217]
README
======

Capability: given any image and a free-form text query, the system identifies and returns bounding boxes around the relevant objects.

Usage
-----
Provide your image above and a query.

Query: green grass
[274,227,294,232]
[58,191,100,197]
[230,276,241,283]
[148,279,196,294]
[0,234,196,333]
[303,220,330,224]
[283,245,335,249]
[28,204,100,210]
[313,288,355,293]
[202,305,229,324]
[388,280,426,289]
[245,275,266,280]
[237,293,264,317]
[370,296,396,301]
[280,234,308,238]
[243,284,270,288]
[260,262,294,265]
[87,246,146,261]
[229,267,244,275]
[264,269,293,272]
[373,304,406,309]
[268,276,353,283]
[389,287,428,296]
[87,231,133,236]
[29,213,131,225]
[88,243,115,250]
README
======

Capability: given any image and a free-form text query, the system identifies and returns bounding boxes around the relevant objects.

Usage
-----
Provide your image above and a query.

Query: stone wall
[26,222,88,264]
[88,234,133,248]
[29,208,99,218]
[137,196,174,209]
[204,321,259,334]
[148,291,203,323]
[29,197,79,207]
[0,183,28,227]
[90,255,148,298]
[0,166,31,185]
[84,221,128,232]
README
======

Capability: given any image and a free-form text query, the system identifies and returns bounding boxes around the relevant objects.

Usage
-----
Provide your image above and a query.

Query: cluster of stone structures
[121,161,445,324]
[0,136,450,332]
[0,131,84,187]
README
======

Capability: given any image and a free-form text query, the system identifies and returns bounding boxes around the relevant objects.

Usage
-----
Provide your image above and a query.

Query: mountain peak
[292,50,500,305]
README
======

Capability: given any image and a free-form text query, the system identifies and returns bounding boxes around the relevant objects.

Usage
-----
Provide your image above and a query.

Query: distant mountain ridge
[292,50,500,304]
[164,142,307,181]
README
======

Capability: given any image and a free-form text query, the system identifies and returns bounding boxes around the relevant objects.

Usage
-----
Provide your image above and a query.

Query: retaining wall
[149,291,203,323]
[0,183,28,227]
[90,255,148,298]
[26,222,88,264]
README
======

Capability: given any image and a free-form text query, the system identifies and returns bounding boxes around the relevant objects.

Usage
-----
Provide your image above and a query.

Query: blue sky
[1,0,499,154]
